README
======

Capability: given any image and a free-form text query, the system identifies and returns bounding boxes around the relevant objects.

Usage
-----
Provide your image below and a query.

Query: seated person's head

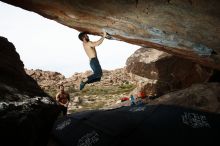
[59,85,64,92]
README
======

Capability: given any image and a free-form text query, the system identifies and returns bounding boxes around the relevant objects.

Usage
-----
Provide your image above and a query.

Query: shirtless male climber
[78,30,107,90]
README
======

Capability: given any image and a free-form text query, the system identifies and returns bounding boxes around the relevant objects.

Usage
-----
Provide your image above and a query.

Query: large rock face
[1,0,220,70]
[0,37,61,146]
[126,48,213,96]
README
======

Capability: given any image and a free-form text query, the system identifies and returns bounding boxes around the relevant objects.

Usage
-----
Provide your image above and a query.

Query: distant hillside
[25,68,136,113]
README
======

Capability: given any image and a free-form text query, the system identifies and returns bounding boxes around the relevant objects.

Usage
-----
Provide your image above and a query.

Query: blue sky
[0,2,139,77]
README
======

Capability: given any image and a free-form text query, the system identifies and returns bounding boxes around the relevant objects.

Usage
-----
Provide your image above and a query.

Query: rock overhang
[1,0,220,69]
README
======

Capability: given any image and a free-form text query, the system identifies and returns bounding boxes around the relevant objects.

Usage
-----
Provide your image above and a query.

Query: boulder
[126,48,213,96]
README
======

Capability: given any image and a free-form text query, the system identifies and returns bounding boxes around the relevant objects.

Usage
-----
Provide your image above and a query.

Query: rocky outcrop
[26,68,133,93]
[149,83,220,113]
[126,48,213,96]
[0,37,61,146]
[25,69,65,91]
[1,0,220,70]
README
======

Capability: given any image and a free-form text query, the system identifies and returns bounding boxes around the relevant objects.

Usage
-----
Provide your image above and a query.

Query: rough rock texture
[126,48,213,96]
[0,37,61,146]
[1,0,220,70]
[149,83,220,113]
